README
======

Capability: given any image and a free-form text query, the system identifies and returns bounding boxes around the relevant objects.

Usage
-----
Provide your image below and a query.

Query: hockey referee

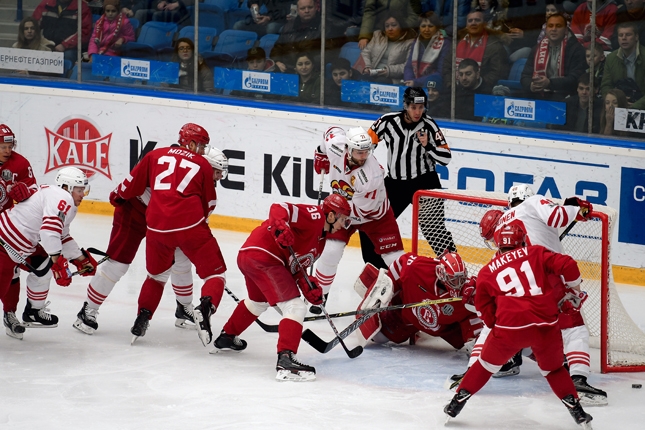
[362,86,456,268]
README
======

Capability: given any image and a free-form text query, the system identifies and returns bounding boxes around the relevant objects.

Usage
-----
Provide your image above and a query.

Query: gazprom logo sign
[242,71,270,92]
[370,84,399,105]
[121,58,150,80]
[504,99,535,120]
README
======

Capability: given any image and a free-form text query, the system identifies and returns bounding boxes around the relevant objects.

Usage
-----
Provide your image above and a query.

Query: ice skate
[73,302,99,335]
[130,308,152,345]
[22,301,58,328]
[4,311,25,340]
[275,350,316,382]
[493,351,522,378]
[444,369,466,391]
[308,293,328,315]
[444,389,472,422]
[210,330,247,353]
[572,375,608,406]
[561,394,593,429]
[193,296,214,346]
[174,300,196,329]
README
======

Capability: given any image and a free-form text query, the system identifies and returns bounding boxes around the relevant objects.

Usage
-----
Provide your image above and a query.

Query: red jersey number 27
[154,156,200,193]
[495,260,544,297]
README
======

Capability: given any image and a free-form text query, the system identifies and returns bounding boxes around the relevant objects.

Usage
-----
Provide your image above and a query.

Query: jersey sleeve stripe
[0,213,32,250]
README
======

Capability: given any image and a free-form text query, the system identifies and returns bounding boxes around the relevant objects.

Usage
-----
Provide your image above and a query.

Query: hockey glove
[295,273,323,305]
[71,248,99,276]
[109,189,125,207]
[271,219,295,247]
[313,151,330,175]
[461,277,477,312]
[558,288,588,315]
[51,256,72,287]
[8,182,32,203]
[564,197,593,222]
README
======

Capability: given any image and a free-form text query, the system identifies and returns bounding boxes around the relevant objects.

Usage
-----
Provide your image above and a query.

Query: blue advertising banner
[619,167,645,245]
[474,94,566,125]
[341,81,405,109]
[213,68,299,97]
[91,55,179,84]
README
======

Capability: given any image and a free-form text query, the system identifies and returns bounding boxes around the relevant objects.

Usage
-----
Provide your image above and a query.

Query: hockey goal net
[412,189,645,373]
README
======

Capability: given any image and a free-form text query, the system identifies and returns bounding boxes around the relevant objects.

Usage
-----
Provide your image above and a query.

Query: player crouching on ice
[444,224,593,429]
[353,250,482,352]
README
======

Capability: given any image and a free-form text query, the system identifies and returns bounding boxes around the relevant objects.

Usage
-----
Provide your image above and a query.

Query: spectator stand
[214,67,299,96]
[121,21,178,60]
[179,26,219,52]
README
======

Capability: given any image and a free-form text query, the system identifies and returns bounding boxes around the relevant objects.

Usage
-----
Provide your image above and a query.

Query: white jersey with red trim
[320,129,388,225]
[496,194,579,253]
[0,185,80,262]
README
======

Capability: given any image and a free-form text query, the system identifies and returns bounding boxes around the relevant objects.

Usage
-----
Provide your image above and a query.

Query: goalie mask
[55,167,90,196]
[494,223,526,251]
[507,184,534,207]
[479,209,504,241]
[436,251,468,295]
[203,146,228,179]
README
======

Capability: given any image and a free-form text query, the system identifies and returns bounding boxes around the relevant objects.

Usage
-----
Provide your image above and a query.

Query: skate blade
[275,369,316,382]
[72,319,95,335]
[130,335,140,345]
[174,318,197,330]
[209,347,242,354]
[22,322,57,328]
[578,393,608,407]
[444,414,452,425]
[5,327,24,340]
[492,366,520,378]
[580,421,593,430]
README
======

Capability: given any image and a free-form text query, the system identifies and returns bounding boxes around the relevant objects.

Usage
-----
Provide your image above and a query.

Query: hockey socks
[138,278,165,316]
[458,360,493,395]
[222,300,258,336]
[545,366,578,400]
[277,318,303,354]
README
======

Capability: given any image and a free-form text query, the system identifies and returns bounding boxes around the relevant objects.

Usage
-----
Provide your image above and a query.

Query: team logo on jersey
[330,179,354,200]
[350,175,356,187]
[413,305,440,331]
[1,169,12,182]
[0,180,7,208]
[44,116,112,180]
[288,252,314,274]
[442,304,454,316]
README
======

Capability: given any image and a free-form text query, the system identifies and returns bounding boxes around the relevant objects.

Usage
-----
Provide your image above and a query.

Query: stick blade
[346,345,363,359]
[301,329,331,353]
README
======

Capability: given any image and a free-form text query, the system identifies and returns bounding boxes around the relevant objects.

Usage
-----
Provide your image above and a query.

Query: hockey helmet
[403,87,428,107]
[178,123,210,149]
[507,184,534,207]
[203,146,228,179]
[55,167,89,195]
[322,193,351,217]
[0,124,16,147]
[436,251,468,292]
[323,126,345,142]
[479,209,504,241]
[345,127,373,152]
[494,223,526,250]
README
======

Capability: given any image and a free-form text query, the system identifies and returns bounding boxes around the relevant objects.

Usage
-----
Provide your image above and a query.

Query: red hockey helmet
[0,124,16,147]
[322,193,351,217]
[494,223,526,250]
[479,209,503,241]
[436,251,468,292]
[178,123,210,149]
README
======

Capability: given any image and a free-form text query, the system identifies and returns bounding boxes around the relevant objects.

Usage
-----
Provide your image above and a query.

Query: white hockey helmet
[345,127,372,152]
[55,167,89,195]
[507,184,534,207]
[203,146,228,179]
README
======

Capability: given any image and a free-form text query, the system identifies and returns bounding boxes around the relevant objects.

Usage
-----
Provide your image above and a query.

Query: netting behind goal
[412,189,645,373]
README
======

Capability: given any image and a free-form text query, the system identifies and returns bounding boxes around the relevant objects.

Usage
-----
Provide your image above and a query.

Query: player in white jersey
[312,126,405,310]
[0,167,97,338]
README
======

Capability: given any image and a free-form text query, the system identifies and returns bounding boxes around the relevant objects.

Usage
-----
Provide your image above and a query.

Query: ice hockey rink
[1,212,644,430]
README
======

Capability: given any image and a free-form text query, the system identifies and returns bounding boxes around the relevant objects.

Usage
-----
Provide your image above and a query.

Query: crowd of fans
[8,0,645,136]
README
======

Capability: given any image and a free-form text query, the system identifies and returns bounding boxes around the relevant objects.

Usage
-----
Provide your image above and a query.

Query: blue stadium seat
[201,52,237,69]
[68,63,107,82]
[225,7,251,29]
[63,60,73,77]
[498,57,527,91]
[212,29,257,59]
[258,33,279,55]
[204,0,238,11]
[122,21,177,59]
[187,5,227,33]
[178,26,218,52]
[339,42,361,67]
[129,17,140,31]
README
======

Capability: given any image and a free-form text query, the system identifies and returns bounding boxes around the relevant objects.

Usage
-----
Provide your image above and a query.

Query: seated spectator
[570,0,617,51]
[271,0,321,73]
[586,43,606,84]
[556,74,602,133]
[599,88,630,135]
[455,58,494,121]
[32,0,93,63]
[437,0,472,33]
[246,47,276,72]
[358,0,419,49]
[448,10,510,89]
[121,0,152,27]
[614,0,645,48]
[426,78,450,118]
[536,2,570,45]
[13,16,54,51]
[521,13,585,101]
[295,51,320,104]
[152,0,193,25]
[234,1,291,36]
[600,22,645,108]
[403,12,451,88]
[325,57,360,107]
[170,38,214,92]
[88,0,135,61]
[472,0,509,32]
[355,12,416,84]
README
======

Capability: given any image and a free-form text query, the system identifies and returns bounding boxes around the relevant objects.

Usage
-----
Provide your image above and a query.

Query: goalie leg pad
[353,263,380,298]
[357,268,394,311]
[356,313,382,347]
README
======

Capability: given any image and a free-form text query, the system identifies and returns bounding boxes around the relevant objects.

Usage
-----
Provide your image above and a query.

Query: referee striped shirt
[368,112,451,180]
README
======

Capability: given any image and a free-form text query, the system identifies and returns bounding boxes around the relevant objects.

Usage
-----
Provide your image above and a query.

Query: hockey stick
[288,245,363,359]
[301,297,461,354]
[559,220,577,241]
[310,169,326,276]
[71,255,109,277]
[87,247,108,257]
[0,237,52,277]
[224,286,280,333]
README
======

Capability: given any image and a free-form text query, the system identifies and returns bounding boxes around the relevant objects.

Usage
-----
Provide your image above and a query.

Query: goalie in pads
[353,251,482,350]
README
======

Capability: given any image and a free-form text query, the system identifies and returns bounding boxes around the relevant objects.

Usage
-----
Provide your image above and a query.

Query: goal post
[412,189,645,373]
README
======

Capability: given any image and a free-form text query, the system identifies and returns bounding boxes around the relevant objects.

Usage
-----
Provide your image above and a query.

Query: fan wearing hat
[88,0,135,61]
[246,47,275,72]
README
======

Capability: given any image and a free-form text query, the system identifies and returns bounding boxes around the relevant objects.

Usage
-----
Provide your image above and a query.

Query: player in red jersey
[353,252,481,350]
[444,224,593,429]
[112,123,226,346]
[212,194,351,382]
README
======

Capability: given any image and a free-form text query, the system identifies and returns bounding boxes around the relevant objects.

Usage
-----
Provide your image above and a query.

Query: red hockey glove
[8,182,32,203]
[461,277,476,311]
[558,288,588,315]
[271,219,295,247]
[564,197,593,222]
[109,189,125,207]
[71,248,99,276]
[314,151,330,175]
[51,256,72,287]
[295,273,323,305]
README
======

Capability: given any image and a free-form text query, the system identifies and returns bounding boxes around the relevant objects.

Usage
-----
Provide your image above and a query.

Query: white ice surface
[1,213,645,430]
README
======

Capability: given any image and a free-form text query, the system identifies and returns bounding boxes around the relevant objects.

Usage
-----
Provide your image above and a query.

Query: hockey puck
[632,384,642,389]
